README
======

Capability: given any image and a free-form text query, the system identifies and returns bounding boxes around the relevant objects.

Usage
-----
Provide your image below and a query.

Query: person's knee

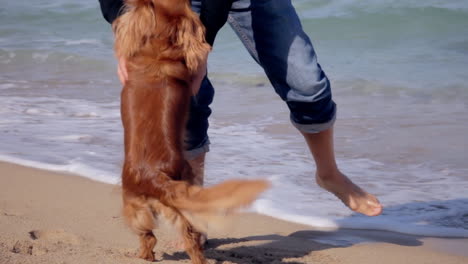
[284,33,331,101]
[286,68,330,101]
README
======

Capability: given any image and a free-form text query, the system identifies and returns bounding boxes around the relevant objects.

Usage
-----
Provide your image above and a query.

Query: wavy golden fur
[113,0,269,263]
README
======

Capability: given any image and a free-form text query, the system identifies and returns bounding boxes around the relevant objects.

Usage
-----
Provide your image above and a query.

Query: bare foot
[316,172,383,216]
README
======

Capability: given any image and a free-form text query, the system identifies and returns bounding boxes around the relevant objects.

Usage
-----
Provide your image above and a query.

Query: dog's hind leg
[137,231,157,261]
[178,217,206,264]
[123,194,157,261]
[157,204,206,264]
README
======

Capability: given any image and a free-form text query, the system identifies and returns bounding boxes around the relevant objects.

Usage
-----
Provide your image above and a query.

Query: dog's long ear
[154,0,211,73]
[114,0,210,72]
[175,8,211,74]
[112,1,156,59]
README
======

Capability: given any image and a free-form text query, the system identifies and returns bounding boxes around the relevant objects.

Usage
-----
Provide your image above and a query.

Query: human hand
[189,56,208,95]
[117,56,128,85]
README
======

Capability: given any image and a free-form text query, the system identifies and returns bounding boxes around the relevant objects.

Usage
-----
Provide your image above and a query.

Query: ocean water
[1,0,468,238]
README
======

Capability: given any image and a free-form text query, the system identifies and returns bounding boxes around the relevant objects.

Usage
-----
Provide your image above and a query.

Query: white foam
[32,52,49,62]
[253,199,339,229]
[64,39,100,46]
[298,0,468,18]
[23,108,56,116]
[0,154,118,185]
[1,95,119,119]
[52,134,94,141]
[70,112,99,118]
[0,83,16,90]
[299,0,468,18]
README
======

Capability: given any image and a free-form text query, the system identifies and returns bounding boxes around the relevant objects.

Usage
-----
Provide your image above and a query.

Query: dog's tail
[156,179,270,232]
[122,163,269,220]
[169,179,270,213]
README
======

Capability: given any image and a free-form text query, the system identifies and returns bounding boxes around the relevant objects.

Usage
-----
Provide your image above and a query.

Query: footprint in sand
[1,209,22,217]
[29,229,81,245]
[11,229,81,256]
[11,240,34,255]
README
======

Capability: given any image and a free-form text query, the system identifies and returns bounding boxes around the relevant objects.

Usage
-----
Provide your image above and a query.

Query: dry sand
[1,161,467,264]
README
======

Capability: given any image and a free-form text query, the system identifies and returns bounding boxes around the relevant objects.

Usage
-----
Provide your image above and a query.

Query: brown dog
[113,0,269,263]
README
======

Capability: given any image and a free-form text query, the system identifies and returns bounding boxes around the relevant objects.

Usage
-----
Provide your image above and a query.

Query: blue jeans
[186,0,336,158]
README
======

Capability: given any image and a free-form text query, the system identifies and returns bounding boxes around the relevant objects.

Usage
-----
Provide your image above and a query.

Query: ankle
[316,168,342,182]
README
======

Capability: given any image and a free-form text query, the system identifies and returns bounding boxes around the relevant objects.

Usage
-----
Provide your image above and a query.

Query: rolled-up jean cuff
[184,138,210,160]
[290,110,336,134]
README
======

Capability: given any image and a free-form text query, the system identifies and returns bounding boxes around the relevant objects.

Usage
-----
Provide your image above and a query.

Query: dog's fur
[113,0,269,263]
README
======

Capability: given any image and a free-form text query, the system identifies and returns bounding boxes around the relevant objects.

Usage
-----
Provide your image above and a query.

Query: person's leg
[302,128,382,216]
[184,76,213,187]
[227,0,382,216]
[184,0,216,187]
[187,151,205,186]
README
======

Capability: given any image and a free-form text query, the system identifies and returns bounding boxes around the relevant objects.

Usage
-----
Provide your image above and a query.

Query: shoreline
[1,161,467,263]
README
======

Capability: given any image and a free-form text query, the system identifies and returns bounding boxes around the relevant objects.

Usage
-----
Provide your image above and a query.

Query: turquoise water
[1,0,468,237]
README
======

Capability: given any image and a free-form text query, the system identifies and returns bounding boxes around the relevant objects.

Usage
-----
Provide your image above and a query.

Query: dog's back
[113,0,269,263]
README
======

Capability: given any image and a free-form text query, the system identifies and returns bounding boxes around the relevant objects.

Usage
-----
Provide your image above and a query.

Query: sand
[1,161,467,264]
